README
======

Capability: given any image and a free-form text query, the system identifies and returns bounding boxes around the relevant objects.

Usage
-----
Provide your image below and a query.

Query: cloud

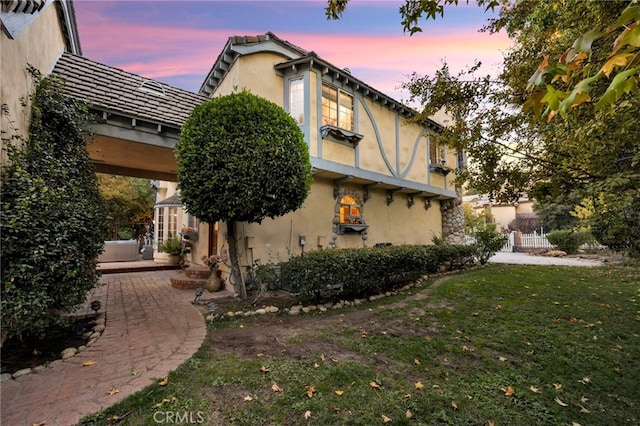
[77,14,511,99]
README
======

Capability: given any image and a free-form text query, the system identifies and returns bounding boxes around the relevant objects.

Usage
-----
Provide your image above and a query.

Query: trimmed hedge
[281,245,477,304]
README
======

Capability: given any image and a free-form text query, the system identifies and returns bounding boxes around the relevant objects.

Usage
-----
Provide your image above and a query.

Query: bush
[281,245,476,304]
[157,236,183,255]
[471,224,508,265]
[546,229,589,254]
[1,71,107,341]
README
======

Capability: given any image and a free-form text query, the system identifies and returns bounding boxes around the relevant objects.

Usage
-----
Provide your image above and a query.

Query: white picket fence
[467,231,553,252]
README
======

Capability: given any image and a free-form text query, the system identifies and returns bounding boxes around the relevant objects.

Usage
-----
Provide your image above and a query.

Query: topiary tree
[1,69,107,343]
[176,90,313,298]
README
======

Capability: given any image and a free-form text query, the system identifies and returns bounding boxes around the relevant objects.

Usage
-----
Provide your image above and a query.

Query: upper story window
[429,138,450,175]
[289,78,304,125]
[322,83,354,131]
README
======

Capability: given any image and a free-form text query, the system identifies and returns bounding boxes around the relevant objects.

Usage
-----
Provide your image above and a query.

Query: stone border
[0,313,107,382]
[197,268,475,321]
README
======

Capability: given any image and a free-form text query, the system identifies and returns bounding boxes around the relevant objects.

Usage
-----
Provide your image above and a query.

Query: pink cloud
[78,17,511,101]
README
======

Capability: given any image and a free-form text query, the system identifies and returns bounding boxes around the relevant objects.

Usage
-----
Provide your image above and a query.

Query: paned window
[339,195,362,224]
[322,83,354,131]
[289,78,304,125]
[157,208,165,244]
[429,141,446,166]
[168,207,178,238]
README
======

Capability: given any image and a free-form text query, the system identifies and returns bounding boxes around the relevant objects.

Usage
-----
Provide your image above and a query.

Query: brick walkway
[0,270,207,426]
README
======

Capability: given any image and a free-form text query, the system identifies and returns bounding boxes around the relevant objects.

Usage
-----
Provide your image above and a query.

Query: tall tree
[327,0,640,256]
[176,91,313,298]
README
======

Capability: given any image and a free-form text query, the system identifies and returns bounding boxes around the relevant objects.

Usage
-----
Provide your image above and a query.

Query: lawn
[80,264,640,425]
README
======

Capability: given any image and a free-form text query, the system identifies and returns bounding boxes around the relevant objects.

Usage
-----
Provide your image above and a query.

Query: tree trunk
[226,220,247,299]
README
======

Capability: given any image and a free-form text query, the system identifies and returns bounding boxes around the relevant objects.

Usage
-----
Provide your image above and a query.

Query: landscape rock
[61,347,77,359]
[12,368,32,379]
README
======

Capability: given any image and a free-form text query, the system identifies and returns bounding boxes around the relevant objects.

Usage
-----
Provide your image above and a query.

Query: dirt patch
[207,277,454,365]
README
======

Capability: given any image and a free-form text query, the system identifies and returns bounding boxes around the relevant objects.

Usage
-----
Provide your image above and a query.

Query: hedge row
[280,245,477,304]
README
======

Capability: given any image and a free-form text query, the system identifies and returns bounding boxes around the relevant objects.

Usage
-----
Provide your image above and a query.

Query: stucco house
[156,32,466,270]
[1,0,80,163]
[5,2,466,273]
[463,193,537,232]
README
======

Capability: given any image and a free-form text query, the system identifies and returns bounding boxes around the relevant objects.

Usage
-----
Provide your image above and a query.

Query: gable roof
[199,31,442,131]
[51,52,209,128]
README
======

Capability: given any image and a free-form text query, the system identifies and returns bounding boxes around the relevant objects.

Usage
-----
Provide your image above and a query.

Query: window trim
[321,83,354,132]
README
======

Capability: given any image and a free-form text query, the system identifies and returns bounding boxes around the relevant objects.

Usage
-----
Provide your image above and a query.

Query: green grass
[80,265,640,425]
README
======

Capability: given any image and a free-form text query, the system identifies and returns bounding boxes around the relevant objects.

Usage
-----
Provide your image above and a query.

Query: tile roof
[51,52,209,128]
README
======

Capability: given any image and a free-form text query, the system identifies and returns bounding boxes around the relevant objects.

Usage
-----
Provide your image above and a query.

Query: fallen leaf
[424,335,431,341]
[405,410,413,419]
[415,381,424,390]
[382,414,392,423]
[260,366,270,373]
[498,356,507,362]
[579,377,591,385]
[579,405,591,413]
[107,388,119,396]
[32,422,47,426]
[272,383,283,392]
[335,390,344,396]
[414,358,420,365]
[313,362,320,369]
[257,353,264,357]
[581,396,589,403]
[158,377,169,386]
[553,383,562,390]
[488,422,495,426]
[451,401,458,410]
[530,386,540,393]
[81,360,96,367]
[503,386,515,396]
[555,397,568,407]
[244,395,253,402]
[370,381,381,389]
[321,353,326,361]
[305,385,316,398]
[403,393,412,398]
[155,398,171,407]
[569,317,578,323]
[131,370,139,376]
[304,410,311,419]
[107,416,119,422]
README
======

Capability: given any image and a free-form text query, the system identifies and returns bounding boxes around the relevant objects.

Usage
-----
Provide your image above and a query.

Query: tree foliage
[327,0,639,256]
[176,90,313,297]
[1,70,107,342]
[98,174,154,240]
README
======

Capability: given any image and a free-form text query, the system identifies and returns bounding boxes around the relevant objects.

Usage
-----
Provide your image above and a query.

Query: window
[429,138,450,175]
[322,83,353,131]
[157,208,165,244]
[168,207,178,238]
[340,195,362,224]
[429,141,446,166]
[289,78,304,125]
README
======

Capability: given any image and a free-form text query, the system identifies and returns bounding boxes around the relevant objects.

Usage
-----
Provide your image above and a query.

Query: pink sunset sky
[74,1,512,103]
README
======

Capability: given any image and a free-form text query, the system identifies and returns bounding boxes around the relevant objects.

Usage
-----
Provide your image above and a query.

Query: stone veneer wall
[440,194,466,244]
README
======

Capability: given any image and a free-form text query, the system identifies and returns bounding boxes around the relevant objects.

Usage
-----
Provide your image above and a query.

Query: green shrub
[281,245,475,304]
[157,236,183,255]
[1,70,107,341]
[546,229,589,254]
[471,224,508,265]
